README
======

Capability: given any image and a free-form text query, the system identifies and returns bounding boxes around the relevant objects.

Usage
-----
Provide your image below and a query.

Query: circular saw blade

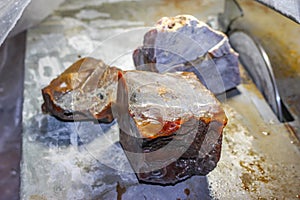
[229,31,283,121]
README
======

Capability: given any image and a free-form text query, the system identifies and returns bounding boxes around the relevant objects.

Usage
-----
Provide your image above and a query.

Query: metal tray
[21,0,300,199]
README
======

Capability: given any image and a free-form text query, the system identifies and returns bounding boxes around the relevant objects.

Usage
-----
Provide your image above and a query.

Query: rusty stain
[239,153,274,192]
[247,149,256,157]
[257,197,267,200]
[158,87,167,96]
[184,188,190,196]
[29,195,47,200]
[240,173,256,192]
[256,176,269,183]
[237,0,300,79]
[116,182,126,200]
[284,123,300,145]
[243,0,270,13]
[240,161,255,174]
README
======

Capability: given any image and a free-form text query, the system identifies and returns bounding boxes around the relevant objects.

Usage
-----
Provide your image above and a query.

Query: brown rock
[115,70,227,185]
[41,57,120,122]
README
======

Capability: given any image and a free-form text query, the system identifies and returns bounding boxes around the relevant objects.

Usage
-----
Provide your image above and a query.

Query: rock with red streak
[115,70,227,185]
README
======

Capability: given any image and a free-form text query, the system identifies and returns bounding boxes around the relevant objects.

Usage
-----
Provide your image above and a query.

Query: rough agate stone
[133,15,240,94]
[42,58,227,185]
[115,70,227,185]
[41,57,120,122]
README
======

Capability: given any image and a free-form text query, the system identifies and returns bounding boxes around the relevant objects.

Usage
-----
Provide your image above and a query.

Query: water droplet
[261,131,270,136]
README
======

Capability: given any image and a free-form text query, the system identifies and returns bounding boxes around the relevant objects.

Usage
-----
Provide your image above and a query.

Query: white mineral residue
[89,19,144,29]
[67,35,95,54]
[58,0,107,11]
[59,0,141,11]
[208,96,300,199]
[38,56,63,85]
[207,105,256,199]
[75,10,110,20]
[21,118,138,199]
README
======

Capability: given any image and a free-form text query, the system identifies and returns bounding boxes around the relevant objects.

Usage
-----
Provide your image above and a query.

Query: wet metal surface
[232,0,300,140]
[21,0,300,199]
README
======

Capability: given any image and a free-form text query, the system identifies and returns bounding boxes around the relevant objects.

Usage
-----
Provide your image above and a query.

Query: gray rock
[133,15,240,94]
